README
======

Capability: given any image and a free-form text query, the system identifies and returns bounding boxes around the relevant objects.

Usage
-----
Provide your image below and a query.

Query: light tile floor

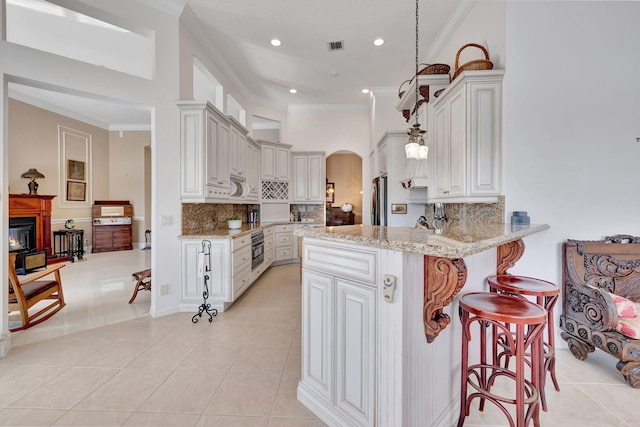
[3,250,639,426]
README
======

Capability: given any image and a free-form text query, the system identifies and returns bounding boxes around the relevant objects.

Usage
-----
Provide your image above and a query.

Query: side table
[53,229,85,262]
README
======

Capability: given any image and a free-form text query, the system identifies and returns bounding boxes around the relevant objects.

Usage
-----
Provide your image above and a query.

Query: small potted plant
[225,215,242,229]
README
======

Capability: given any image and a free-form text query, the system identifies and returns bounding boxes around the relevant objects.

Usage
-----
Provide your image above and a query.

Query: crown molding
[426,0,477,61]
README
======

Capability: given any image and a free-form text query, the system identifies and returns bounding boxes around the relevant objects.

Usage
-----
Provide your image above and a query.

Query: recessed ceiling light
[373,38,384,46]
[289,89,297,94]
[361,89,370,94]
[271,39,281,47]
[330,71,339,77]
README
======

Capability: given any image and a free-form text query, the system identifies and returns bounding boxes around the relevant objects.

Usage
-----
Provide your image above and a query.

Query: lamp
[21,168,45,195]
[405,0,429,160]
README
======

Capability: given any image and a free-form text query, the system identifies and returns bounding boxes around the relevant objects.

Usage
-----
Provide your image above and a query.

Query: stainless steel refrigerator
[371,176,387,226]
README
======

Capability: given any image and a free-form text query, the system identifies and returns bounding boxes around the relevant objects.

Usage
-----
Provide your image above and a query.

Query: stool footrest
[467,363,539,406]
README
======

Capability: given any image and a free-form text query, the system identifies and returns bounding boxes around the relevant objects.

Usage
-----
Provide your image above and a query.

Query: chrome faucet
[432,203,449,229]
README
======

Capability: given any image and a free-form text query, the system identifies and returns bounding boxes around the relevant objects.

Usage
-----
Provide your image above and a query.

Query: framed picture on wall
[67,160,85,181]
[66,181,86,201]
[326,182,335,203]
[391,203,407,214]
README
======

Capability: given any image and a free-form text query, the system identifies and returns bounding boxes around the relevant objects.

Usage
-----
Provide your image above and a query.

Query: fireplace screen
[9,217,36,252]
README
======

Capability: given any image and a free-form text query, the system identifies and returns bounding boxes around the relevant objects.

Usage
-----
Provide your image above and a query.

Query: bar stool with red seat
[487,275,560,411]
[457,292,547,427]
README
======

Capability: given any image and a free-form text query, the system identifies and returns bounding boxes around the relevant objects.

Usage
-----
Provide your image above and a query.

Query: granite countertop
[294,223,550,258]
[179,221,322,240]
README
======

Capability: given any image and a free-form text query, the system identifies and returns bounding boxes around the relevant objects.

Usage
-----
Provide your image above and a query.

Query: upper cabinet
[229,117,248,178]
[292,152,326,203]
[261,141,291,181]
[179,101,230,201]
[429,70,504,203]
[246,137,261,201]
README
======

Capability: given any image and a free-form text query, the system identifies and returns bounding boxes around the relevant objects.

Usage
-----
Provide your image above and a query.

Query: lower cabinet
[232,242,252,300]
[181,239,230,307]
[181,228,278,311]
[300,242,376,427]
[274,224,294,262]
[92,225,132,253]
[264,226,275,268]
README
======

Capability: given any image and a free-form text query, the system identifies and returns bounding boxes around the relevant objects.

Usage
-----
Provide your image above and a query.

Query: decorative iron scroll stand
[192,240,218,324]
[423,239,525,342]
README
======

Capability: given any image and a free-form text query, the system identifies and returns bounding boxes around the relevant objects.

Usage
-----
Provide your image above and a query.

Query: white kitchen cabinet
[181,239,230,309]
[376,138,388,177]
[247,137,261,200]
[231,234,252,300]
[299,240,377,427]
[261,141,291,181]
[263,226,274,267]
[430,70,503,202]
[274,224,294,262]
[229,117,248,179]
[301,270,334,401]
[179,101,230,202]
[292,152,326,203]
[334,278,375,425]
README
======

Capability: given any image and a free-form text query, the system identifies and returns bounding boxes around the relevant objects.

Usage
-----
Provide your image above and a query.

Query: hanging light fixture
[405,0,429,160]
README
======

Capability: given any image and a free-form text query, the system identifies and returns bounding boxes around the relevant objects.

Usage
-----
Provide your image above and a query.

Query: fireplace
[9,217,36,253]
[9,194,56,260]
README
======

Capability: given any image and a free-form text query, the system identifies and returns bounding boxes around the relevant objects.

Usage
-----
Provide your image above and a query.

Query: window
[193,57,223,110]
[6,0,155,79]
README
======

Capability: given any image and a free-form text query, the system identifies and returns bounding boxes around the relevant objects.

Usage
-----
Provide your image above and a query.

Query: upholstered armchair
[560,235,640,387]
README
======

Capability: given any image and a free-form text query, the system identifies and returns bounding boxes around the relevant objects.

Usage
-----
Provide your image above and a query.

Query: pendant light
[405,0,429,160]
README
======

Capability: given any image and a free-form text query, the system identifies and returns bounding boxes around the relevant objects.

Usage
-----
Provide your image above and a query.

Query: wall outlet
[84,239,88,246]
[160,284,169,296]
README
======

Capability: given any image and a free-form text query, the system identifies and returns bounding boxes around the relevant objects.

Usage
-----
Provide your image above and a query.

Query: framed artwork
[391,203,407,214]
[67,160,85,181]
[66,181,86,201]
[326,182,335,203]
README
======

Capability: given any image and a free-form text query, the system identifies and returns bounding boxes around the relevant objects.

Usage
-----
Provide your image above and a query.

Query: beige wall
[8,99,148,247]
[326,153,363,224]
[108,130,150,244]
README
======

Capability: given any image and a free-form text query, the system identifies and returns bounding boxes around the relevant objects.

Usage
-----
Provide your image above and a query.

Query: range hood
[400,158,429,189]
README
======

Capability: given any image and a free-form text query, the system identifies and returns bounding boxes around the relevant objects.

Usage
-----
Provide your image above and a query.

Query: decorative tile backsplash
[422,196,505,228]
[290,204,325,223]
[182,203,260,234]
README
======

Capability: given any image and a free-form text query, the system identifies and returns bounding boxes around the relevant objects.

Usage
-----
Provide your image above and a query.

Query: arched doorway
[325,151,363,225]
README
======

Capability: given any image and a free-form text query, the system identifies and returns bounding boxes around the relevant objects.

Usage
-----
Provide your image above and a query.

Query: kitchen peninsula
[294,223,549,427]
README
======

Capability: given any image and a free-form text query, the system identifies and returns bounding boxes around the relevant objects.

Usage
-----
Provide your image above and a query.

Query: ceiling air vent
[327,40,345,51]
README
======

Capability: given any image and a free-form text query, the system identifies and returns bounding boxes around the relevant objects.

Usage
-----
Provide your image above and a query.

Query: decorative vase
[228,220,242,229]
[340,203,353,213]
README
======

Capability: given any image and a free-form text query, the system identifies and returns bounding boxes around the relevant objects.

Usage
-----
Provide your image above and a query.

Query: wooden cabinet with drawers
[91,201,133,253]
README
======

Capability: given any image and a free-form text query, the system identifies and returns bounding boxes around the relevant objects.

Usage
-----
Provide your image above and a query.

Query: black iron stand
[192,240,218,323]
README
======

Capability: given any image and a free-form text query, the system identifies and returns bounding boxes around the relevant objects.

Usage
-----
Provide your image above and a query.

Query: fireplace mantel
[9,194,56,258]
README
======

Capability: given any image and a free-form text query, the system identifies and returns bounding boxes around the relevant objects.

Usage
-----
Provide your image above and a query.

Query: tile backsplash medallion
[182,203,260,234]
[422,196,505,228]
[290,204,325,223]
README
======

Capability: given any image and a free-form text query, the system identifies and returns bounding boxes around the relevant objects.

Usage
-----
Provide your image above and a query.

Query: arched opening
[325,151,363,225]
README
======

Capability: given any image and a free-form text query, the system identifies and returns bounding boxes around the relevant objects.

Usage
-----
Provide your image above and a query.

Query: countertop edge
[179,221,317,239]
[295,224,550,258]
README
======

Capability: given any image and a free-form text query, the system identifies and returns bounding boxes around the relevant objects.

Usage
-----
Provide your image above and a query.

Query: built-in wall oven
[251,230,264,269]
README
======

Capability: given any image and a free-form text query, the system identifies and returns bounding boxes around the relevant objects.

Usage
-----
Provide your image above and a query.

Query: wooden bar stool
[129,269,151,303]
[457,292,547,427]
[487,275,560,411]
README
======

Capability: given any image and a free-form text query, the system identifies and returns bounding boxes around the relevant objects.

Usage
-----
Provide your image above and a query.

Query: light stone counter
[178,222,281,240]
[294,223,549,258]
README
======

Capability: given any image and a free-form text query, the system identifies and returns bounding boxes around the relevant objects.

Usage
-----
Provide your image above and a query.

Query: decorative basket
[451,43,493,81]
[398,78,413,99]
[418,63,450,75]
